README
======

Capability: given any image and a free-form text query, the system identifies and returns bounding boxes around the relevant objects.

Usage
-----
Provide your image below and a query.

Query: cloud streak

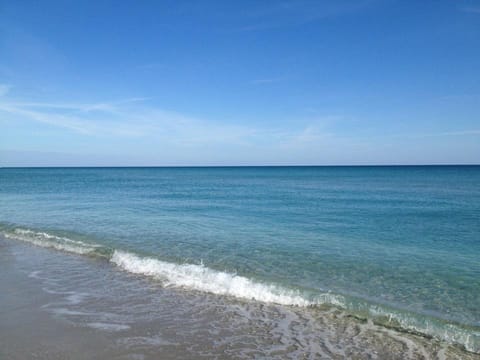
[0,99,281,144]
[3,98,479,146]
[2,95,478,166]
[0,97,345,165]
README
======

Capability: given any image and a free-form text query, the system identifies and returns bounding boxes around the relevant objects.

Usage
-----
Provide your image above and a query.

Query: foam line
[2,226,479,353]
[4,228,101,255]
[110,250,311,306]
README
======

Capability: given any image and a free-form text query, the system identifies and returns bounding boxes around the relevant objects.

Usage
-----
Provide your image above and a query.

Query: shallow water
[1,237,478,359]
[0,166,479,353]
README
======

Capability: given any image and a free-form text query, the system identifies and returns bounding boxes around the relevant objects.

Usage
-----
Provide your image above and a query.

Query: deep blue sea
[1,166,479,352]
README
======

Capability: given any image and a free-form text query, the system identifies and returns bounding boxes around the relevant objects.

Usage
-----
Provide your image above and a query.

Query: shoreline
[2,224,479,354]
[1,236,478,359]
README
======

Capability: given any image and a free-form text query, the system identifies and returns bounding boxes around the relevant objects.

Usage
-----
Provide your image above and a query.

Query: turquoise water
[1,166,479,351]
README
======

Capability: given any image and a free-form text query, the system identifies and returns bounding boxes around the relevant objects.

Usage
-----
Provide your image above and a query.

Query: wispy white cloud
[3,97,478,151]
[0,99,159,136]
[0,98,264,142]
[0,103,100,134]
[0,97,339,152]
[2,97,479,165]
[3,97,151,113]
[3,102,115,112]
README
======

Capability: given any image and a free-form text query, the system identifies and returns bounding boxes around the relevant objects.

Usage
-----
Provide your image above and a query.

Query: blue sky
[0,0,479,166]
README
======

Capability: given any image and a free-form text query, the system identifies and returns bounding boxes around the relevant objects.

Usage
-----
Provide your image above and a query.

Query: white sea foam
[110,250,312,306]
[86,322,131,332]
[4,228,100,255]
[3,227,479,352]
[369,305,480,353]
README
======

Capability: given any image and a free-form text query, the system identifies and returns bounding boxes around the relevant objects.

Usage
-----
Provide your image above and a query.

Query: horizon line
[1,164,479,169]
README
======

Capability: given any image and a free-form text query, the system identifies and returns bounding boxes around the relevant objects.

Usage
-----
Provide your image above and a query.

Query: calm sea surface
[1,166,479,352]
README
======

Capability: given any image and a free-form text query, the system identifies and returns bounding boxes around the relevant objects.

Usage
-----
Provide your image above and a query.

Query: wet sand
[1,236,478,360]
[0,237,117,360]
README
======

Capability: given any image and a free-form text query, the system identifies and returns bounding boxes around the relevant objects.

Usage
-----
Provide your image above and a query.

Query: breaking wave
[1,225,479,353]
[111,250,311,306]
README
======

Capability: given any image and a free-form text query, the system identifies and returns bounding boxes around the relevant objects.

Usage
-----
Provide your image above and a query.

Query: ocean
[1,166,479,358]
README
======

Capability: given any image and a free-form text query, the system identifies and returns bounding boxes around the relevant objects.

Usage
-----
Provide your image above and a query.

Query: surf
[2,225,479,353]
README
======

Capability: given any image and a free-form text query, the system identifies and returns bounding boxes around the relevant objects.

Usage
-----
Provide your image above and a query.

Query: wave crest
[4,228,104,256]
[111,250,311,306]
[2,226,479,353]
